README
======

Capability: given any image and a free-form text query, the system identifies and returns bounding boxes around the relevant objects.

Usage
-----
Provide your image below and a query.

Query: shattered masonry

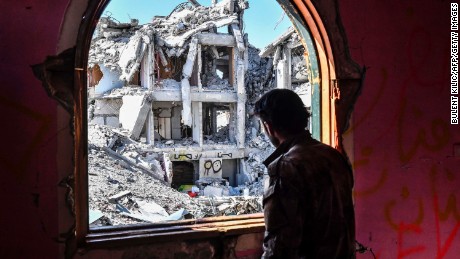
[87,0,311,226]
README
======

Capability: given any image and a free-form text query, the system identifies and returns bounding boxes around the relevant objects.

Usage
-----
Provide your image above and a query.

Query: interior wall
[339,1,460,258]
[0,0,70,258]
[0,0,457,258]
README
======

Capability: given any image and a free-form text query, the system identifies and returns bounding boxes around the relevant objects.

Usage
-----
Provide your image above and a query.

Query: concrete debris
[88,2,311,226]
[138,199,169,218]
[89,209,104,224]
[89,123,264,225]
[204,185,230,197]
[116,203,131,213]
[108,190,132,203]
[194,196,262,217]
[165,208,189,221]
[89,0,249,85]
[119,94,153,139]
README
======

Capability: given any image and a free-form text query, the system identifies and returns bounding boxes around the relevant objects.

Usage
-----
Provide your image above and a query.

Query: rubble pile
[88,124,263,226]
[87,1,312,227]
[204,125,230,144]
[89,124,196,222]
[89,0,249,85]
[194,196,263,217]
[245,45,275,102]
[104,85,149,98]
[244,133,274,183]
[88,17,140,73]
[153,138,198,149]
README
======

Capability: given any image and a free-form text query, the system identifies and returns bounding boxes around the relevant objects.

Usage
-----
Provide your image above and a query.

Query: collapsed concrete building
[87,0,311,225]
[258,26,311,123]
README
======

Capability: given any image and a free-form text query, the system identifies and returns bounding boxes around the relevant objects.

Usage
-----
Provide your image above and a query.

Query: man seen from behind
[255,89,355,259]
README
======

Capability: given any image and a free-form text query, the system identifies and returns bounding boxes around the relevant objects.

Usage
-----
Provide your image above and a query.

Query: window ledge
[84,213,265,248]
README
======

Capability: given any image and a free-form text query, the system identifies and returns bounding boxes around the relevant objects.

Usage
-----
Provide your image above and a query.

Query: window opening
[203,103,232,144]
[86,0,318,228]
[201,46,232,90]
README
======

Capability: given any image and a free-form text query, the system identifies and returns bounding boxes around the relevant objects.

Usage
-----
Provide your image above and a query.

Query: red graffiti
[397,222,426,259]
[433,193,460,259]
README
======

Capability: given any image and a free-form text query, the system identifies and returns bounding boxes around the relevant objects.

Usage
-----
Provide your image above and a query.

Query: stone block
[106,116,120,127]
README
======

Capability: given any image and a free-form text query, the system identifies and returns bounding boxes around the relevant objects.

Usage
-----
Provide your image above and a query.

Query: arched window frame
[69,0,363,247]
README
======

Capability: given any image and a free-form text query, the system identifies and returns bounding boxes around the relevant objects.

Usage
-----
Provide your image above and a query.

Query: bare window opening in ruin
[202,103,232,144]
[152,102,192,142]
[201,46,232,89]
[83,0,329,234]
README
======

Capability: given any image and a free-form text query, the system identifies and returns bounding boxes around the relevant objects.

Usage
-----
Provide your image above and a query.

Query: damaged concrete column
[228,104,236,143]
[146,109,155,145]
[272,46,281,67]
[276,46,291,89]
[284,46,292,89]
[231,24,246,53]
[181,37,199,126]
[141,41,155,89]
[192,102,203,146]
[197,44,202,90]
[141,42,156,145]
[236,59,246,148]
[181,78,192,126]
[276,59,287,89]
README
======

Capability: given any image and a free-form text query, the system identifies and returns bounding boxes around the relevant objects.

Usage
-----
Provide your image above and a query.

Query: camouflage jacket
[262,131,355,259]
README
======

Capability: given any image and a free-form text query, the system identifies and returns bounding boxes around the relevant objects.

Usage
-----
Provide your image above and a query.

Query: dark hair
[254,89,310,136]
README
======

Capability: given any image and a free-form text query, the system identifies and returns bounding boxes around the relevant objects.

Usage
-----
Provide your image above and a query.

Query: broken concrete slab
[183,38,199,79]
[181,79,192,126]
[89,209,104,224]
[164,208,189,221]
[118,32,150,82]
[158,47,169,67]
[164,16,238,48]
[102,146,167,184]
[259,27,295,58]
[108,190,132,203]
[231,24,245,52]
[120,199,172,223]
[119,94,153,140]
[197,33,236,46]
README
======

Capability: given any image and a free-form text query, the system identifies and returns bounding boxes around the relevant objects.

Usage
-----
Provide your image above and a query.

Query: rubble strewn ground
[88,124,263,226]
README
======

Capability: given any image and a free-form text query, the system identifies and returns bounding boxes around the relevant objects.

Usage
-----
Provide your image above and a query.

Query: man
[255,89,355,258]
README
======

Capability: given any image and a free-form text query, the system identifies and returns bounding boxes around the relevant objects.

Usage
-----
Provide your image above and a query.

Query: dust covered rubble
[88,0,249,85]
[88,123,262,226]
[86,2,311,226]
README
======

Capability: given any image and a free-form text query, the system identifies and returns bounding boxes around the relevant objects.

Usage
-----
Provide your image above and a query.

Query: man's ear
[263,121,274,136]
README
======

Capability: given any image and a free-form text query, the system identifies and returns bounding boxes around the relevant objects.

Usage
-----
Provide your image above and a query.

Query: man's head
[254,89,310,146]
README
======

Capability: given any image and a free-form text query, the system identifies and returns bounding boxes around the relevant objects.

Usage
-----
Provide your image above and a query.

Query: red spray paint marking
[397,222,426,259]
[433,193,460,259]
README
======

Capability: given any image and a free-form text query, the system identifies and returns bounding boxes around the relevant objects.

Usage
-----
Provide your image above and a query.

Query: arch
[46,0,363,246]
[277,0,363,150]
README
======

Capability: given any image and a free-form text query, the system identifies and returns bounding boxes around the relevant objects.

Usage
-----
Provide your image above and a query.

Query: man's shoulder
[285,137,336,159]
[284,138,350,171]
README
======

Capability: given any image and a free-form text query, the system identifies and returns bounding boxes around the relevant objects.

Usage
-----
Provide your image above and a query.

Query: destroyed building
[86,0,311,225]
[246,26,311,132]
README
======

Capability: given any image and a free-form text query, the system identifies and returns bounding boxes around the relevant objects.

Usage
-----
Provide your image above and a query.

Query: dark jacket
[262,131,355,259]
